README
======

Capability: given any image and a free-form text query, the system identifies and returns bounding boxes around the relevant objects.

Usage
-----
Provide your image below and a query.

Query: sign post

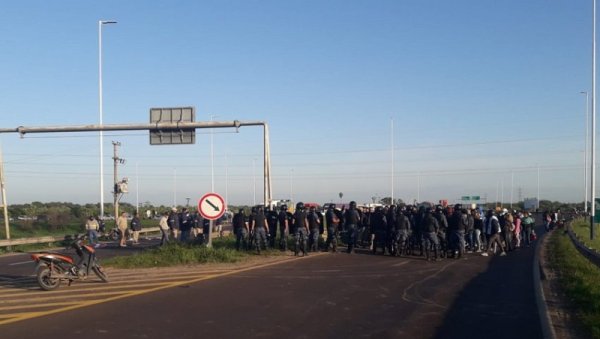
[198,193,225,248]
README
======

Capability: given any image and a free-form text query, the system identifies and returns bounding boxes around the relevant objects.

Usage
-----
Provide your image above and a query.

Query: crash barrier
[0,226,231,248]
[566,223,600,269]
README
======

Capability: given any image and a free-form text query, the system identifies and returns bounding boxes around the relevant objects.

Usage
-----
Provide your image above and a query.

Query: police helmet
[349,201,357,209]
[328,203,336,210]
[281,204,288,211]
[296,202,305,210]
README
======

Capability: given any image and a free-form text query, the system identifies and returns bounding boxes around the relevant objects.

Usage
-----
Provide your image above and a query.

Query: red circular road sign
[198,193,225,220]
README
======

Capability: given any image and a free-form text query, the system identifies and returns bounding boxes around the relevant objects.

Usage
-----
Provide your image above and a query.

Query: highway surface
[0,230,544,339]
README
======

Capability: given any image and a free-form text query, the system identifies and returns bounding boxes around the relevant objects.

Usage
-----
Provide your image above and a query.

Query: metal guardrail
[566,224,600,269]
[0,227,162,248]
[0,226,232,248]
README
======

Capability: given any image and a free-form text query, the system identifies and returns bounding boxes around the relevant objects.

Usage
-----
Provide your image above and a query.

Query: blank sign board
[149,107,196,145]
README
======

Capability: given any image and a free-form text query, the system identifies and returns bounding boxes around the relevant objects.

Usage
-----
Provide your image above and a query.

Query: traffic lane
[0,237,160,279]
[0,252,497,339]
[0,253,33,280]
[433,226,545,339]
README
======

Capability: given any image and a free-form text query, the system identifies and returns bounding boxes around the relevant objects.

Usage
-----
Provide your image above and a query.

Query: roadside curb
[534,228,556,339]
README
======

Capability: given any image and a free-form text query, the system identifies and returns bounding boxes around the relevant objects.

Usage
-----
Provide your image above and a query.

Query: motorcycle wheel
[37,266,62,291]
[92,265,109,283]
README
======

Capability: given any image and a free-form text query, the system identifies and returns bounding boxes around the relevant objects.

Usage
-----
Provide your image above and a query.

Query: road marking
[401,260,457,309]
[392,261,410,267]
[0,253,325,326]
[8,261,33,266]
[0,302,79,311]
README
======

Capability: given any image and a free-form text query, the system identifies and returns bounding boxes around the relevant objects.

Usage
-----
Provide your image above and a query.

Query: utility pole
[0,147,10,246]
[112,141,126,221]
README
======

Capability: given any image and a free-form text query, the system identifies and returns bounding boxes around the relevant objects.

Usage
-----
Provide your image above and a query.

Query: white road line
[8,261,32,266]
[392,261,410,267]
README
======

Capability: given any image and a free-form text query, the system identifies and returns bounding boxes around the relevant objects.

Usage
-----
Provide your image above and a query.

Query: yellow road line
[0,301,79,311]
[0,280,181,299]
[0,290,130,304]
[106,268,231,279]
[0,271,236,297]
[0,254,323,326]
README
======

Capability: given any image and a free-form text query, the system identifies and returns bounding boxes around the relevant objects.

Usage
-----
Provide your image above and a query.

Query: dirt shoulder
[539,229,585,339]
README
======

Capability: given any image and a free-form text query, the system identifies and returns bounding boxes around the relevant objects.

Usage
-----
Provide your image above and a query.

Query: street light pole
[98,20,116,219]
[582,91,590,213]
[391,118,394,205]
[592,0,597,240]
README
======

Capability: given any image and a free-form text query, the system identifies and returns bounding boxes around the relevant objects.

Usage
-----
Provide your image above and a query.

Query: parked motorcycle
[31,235,109,291]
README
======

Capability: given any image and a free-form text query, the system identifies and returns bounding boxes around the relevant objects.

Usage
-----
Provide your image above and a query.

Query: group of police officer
[232,201,528,261]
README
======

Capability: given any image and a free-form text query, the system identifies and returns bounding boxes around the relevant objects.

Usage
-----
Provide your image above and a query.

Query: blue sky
[0,0,593,207]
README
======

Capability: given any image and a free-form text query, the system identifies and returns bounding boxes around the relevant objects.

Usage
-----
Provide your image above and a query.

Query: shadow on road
[432,227,545,339]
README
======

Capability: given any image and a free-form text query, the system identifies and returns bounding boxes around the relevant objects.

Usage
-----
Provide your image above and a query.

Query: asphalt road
[0,231,544,339]
[0,235,164,280]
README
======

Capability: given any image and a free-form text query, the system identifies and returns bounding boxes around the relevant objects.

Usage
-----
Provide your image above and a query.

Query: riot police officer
[233,209,249,251]
[247,206,257,250]
[421,208,441,261]
[278,205,290,251]
[293,202,309,256]
[252,206,269,254]
[371,206,388,255]
[325,204,340,252]
[392,207,411,256]
[307,206,321,252]
[434,205,449,258]
[266,206,279,249]
[344,201,361,254]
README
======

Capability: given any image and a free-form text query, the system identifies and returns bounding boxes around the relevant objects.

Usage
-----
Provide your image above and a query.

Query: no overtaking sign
[198,193,225,220]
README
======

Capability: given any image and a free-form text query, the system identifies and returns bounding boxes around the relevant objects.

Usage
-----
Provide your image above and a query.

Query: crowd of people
[231,201,560,261]
[83,207,222,248]
[82,202,563,261]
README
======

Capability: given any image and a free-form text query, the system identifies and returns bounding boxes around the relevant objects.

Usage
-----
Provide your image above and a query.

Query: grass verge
[102,236,284,269]
[548,230,600,338]
[570,218,600,250]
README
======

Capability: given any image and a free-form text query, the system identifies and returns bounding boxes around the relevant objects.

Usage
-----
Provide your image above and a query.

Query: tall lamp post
[592,0,597,240]
[582,91,590,213]
[98,20,117,218]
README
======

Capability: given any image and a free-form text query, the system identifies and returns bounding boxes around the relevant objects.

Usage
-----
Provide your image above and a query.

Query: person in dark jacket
[167,208,180,241]
[293,202,309,256]
[449,205,468,259]
[392,207,411,256]
[421,208,440,261]
[434,206,448,258]
[371,207,388,255]
[266,206,279,249]
[252,206,269,254]
[325,204,340,252]
[307,206,321,252]
[233,209,249,251]
[130,212,142,245]
[179,208,193,242]
[278,205,290,251]
[343,201,361,254]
